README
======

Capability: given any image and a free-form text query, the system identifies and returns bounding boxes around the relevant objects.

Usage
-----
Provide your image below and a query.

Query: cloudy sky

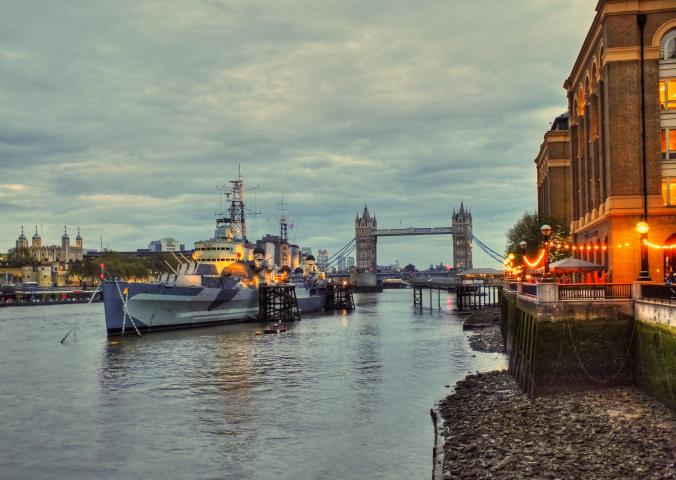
[0,0,594,267]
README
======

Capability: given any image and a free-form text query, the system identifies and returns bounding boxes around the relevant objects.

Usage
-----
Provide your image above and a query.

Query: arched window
[661,29,676,61]
[577,87,586,117]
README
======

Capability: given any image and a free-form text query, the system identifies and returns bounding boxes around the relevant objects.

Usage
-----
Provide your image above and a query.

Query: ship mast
[278,196,288,243]
[229,179,246,241]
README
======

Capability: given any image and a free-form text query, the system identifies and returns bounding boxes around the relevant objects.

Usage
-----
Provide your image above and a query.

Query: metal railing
[641,284,676,303]
[558,283,632,301]
[521,284,537,297]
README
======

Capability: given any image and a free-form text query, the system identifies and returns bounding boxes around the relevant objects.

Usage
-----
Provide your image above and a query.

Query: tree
[403,263,416,273]
[505,212,571,263]
[5,247,38,267]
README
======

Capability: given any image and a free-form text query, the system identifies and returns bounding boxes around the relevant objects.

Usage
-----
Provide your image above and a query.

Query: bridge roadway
[373,227,453,237]
[409,277,456,290]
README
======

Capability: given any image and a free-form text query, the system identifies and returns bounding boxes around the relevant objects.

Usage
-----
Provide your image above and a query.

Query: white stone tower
[16,226,28,250]
[61,226,70,261]
[32,226,41,249]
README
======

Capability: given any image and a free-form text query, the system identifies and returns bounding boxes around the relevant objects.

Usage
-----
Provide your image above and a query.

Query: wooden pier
[412,285,445,311]
[258,284,301,323]
[326,283,355,311]
[411,278,502,312]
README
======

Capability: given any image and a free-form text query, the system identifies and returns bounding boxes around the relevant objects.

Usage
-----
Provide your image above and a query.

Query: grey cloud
[0,0,593,266]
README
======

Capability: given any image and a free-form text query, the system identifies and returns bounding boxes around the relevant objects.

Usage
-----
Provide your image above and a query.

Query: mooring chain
[566,319,636,384]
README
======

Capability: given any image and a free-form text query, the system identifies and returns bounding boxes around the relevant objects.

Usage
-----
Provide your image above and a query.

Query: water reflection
[1,291,506,480]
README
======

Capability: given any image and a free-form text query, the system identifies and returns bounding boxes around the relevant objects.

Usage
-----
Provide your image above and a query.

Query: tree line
[1,250,179,283]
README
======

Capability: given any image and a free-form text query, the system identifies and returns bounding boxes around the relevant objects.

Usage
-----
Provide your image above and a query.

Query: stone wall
[634,300,676,410]
[502,291,676,410]
[502,291,635,397]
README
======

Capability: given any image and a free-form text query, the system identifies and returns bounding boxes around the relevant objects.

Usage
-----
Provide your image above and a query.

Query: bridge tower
[355,206,377,271]
[452,203,473,272]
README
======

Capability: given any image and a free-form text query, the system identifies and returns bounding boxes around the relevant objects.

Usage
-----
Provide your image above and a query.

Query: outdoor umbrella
[548,258,604,273]
[527,258,604,275]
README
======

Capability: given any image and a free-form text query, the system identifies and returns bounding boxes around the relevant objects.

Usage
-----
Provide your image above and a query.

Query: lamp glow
[636,221,650,235]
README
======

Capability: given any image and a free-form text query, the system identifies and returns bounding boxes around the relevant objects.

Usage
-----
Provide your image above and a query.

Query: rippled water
[0,290,505,480]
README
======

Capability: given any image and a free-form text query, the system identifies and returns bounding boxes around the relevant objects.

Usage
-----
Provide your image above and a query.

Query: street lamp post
[636,221,652,281]
[519,240,527,280]
[540,225,554,283]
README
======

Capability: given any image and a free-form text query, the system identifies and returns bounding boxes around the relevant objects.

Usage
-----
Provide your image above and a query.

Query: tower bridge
[321,203,505,291]
[354,204,473,273]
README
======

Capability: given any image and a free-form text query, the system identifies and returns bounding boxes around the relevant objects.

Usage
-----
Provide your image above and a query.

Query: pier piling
[326,283,355,311]
[258,284,301,323]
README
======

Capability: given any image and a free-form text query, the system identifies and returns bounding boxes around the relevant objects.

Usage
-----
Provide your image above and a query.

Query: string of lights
[522,250,545,268]
[643,239,676,250]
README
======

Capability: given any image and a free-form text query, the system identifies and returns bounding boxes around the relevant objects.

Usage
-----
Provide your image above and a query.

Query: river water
[0,290,505,480]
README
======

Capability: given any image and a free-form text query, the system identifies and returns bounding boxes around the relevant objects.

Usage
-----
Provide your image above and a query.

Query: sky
[0,0,595,268]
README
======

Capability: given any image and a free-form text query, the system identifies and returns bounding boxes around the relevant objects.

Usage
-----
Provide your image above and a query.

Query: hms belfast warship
[102,178,327,335]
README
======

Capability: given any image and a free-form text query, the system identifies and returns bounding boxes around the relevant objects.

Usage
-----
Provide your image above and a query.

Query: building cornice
[602,45,660,65]
[571,194,670,234]
[564,0,676,93]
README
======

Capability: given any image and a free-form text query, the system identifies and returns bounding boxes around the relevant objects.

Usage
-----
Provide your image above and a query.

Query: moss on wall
[635,320,676,411]
[531,316,634,396]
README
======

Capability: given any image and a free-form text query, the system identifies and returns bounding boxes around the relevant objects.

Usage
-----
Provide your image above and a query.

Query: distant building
[5,226,85,286]
[301,247,312,257]
[535,112,572,225]
[346,256,355,270]
[316,248,329,271]
[13,225,84,264]
[337,255,346,272]
[148,237,185,252]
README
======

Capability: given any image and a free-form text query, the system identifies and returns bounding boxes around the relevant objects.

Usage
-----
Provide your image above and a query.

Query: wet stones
[437,371,676,479]
[463,308,504,354]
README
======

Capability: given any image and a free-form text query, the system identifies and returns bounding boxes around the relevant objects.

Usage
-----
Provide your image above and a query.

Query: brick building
[535,112,573,225]
[563,0,676,282]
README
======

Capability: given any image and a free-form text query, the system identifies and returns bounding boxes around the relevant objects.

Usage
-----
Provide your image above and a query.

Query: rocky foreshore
[463,308,504,354]
[436,371,676,479]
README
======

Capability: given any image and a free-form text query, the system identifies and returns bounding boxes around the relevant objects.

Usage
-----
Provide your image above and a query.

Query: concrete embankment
[436,371,675,479]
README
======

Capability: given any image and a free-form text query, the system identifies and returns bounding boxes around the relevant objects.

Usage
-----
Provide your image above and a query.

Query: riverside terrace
[501,281,675,410]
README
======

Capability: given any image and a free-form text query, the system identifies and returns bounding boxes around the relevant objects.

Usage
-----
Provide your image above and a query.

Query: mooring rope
[61,284,102,344]
[114,279,141,337]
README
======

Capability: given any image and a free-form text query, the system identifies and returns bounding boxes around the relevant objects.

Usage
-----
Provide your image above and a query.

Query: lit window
[661,129,667,158]
[661,80,666,109]
[669,79,676,109]
[663,177,676,206]
[670,131,676,159]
